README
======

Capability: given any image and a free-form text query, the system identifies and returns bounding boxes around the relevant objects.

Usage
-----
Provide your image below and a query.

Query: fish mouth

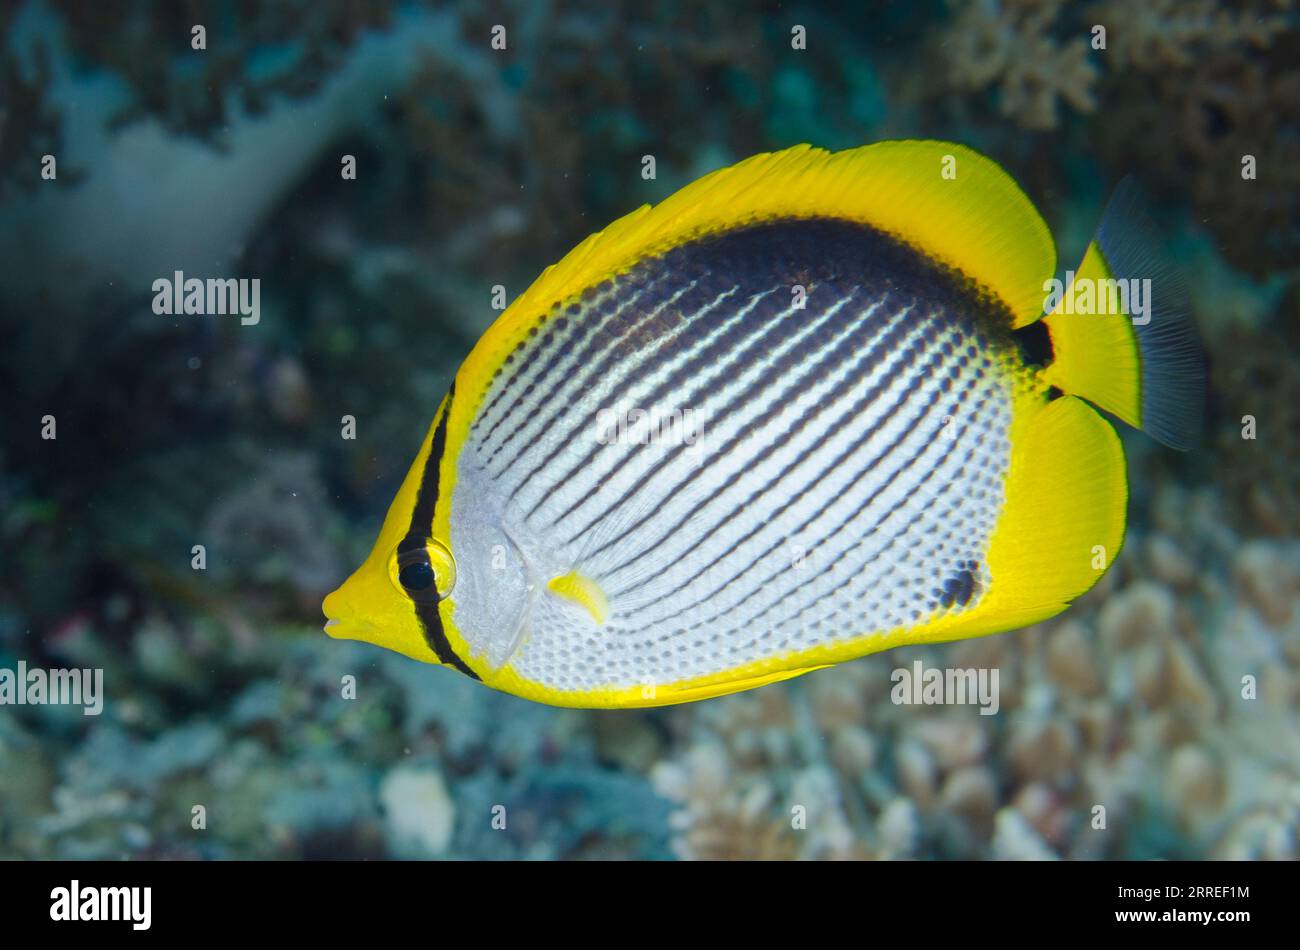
[322,588,346,634]
[321,589,379,642]
[321,613,383,644]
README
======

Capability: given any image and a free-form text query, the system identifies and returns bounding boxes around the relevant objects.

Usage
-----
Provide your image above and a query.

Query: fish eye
[390,538,456,603]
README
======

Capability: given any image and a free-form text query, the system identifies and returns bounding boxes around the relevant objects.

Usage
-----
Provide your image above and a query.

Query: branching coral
[1087,0,1299,276]
[1096,0,1288,70]
[944,0,1098,130]
[938,0,1300,273]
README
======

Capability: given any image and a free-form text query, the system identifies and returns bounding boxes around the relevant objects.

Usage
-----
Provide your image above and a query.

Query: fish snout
[321,577,383,643]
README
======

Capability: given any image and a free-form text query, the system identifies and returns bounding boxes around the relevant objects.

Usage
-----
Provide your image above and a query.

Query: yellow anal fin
[636,664,832,708]
[547,570,610,626]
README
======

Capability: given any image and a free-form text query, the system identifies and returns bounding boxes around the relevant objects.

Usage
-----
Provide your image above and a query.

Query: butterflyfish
[322,140,1204,708]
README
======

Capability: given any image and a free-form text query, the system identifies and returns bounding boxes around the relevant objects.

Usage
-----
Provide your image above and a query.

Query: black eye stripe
[399,385,479,680]
[401,386,455,556]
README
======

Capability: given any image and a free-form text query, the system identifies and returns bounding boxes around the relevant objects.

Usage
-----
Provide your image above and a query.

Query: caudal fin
[1041,179,1205,450]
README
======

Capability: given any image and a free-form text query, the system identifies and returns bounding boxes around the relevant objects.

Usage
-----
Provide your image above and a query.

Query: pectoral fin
[546,570,609,626]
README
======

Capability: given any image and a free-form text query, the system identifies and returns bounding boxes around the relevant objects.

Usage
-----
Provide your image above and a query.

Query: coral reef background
[0,0,1297,860]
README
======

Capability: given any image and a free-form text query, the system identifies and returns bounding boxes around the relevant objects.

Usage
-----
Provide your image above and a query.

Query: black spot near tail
[937,562,980,609]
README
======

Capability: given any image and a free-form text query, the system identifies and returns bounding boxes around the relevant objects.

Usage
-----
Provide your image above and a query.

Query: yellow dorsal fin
[470,141,1056,379]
